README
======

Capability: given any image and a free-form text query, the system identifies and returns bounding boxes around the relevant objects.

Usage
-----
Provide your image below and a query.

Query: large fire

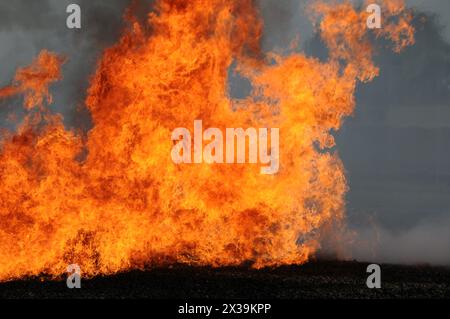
[0,0,414,281]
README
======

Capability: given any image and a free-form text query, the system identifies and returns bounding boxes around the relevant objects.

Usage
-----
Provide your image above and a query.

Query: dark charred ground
[0,260,449,299]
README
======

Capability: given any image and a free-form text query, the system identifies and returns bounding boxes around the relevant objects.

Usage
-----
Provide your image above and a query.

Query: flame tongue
[0,0,414,280]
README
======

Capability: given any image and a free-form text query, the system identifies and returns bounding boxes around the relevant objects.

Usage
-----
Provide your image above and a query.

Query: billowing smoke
[335,12,450,265]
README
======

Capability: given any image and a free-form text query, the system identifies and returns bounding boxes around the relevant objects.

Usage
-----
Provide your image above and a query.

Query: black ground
[1,261,449,299]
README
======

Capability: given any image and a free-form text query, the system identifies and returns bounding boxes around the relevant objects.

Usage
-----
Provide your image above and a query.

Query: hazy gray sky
[408,0,450,41]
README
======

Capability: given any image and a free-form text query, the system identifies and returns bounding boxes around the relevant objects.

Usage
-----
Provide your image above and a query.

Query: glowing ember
[0,0,414,281]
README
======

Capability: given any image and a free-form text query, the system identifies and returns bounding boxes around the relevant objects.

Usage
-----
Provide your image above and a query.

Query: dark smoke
[334,13,450,265]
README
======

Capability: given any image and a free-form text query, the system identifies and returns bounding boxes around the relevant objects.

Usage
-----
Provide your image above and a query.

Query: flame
[0,0,414,281]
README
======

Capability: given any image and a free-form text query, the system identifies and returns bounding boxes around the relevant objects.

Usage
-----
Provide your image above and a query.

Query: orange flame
[0,50,66,111]
[0,0,414,281]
